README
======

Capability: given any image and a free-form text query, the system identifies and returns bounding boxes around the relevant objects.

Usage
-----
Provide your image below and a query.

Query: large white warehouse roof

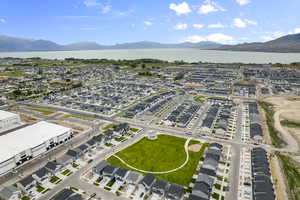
[0,121,71,163]
[0,110,19,121]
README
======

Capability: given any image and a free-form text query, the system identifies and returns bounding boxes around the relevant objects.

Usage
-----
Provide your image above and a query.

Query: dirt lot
[188,144,201,152]
[263,96,300,153]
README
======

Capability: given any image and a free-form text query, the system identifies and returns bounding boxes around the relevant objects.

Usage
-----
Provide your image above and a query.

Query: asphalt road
[226,105,243,200]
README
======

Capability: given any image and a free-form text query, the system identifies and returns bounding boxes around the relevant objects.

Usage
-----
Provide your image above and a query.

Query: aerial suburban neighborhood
[0,57,299,200]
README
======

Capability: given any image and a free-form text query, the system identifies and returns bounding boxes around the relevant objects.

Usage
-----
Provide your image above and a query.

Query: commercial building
[0,121,72,175]
[0,110,21,132]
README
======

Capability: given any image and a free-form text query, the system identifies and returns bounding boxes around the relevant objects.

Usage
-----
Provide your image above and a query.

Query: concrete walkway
[112,138,192,174]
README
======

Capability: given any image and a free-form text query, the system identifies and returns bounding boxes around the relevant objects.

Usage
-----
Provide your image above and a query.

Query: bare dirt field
[263,96,300,153]
[188,144,201,152]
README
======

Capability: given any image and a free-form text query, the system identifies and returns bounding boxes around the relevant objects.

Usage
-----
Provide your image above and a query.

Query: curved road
[112,138,191,174]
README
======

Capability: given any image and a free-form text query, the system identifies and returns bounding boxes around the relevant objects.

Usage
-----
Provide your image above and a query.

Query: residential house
[32,167,52,184]
[17,175,36,193]
[151,179,168,197]
[45,161,62,175]
[166,184,184,200]
[139,174,156,192]
[92,160,109,176]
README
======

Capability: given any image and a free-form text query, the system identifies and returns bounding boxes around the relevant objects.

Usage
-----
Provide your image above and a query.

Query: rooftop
[0,121,71,163]
[0,110,19,121]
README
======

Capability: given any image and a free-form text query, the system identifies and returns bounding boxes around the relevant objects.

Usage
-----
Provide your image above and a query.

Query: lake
[0,48,300,64]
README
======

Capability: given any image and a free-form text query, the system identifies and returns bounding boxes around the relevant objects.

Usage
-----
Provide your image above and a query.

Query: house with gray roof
[32,167,52,184]
[45,161,62,175]
[17,175,36,193]
[92,160,109,176]
[151,179,169,197]
[166,184,184,200]
[192,182,211,200]
[125,171,142,185]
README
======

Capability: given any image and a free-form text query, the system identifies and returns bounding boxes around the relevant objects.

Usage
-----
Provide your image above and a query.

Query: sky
[0,0,300,45]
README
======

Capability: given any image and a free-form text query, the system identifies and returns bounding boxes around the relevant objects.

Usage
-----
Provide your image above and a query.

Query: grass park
[107,134,209,186]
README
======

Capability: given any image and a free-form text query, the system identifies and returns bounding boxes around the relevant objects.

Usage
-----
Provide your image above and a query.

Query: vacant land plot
[278,154,300,200]
[26,107,56,115]
[0,71,27,77]
[107,134,208,186]
[60,114,95,121]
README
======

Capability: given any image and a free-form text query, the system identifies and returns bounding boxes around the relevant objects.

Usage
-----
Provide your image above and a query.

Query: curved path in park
[112,138,192,174]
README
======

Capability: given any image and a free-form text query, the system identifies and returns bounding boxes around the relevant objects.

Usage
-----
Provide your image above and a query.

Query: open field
[262,96,300,152]
[0,71,27,77]
[60,114,95,121]
[107,134,208,186]
[25,107,56,115]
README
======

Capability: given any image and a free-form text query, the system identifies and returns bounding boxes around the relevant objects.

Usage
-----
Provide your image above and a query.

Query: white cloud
[245,19,257,25]
[292,28,300,34]
[261,28,300,41]
[83,0,112,14]
[181,33,233,43]
[174,23,188,30]
[144,21,153,26]
[169,2,191,15]
[236,0,251,6]
[208,23,225,28]
[233,18,247,28]
[193,24,204,29]
[0,19,6,23]
[101,5,111,14]
[207,33,233,43]
[83,0,101,7]
[261,31,285,41]
[198,0,225,14]
[233,18,257,28]
[181,35,206,43]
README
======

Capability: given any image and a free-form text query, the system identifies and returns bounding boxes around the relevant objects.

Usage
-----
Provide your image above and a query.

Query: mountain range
[1,33,300,53]
[0,35,220,52]
[215,33,300,53]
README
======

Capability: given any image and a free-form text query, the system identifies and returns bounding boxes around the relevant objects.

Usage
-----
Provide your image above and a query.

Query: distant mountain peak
[216,33,300,53]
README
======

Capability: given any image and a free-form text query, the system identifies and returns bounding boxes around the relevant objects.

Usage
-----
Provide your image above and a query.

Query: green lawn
[115,137,126,142]
[194,96,206,103]
[50,176,61,183]
[36,185,45,192]
[0,71,27,77]
[62,169,72,176]
[107,134,208,186]
[26,107,56,115]
[21,196,30,200]
[130,127,139,132]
